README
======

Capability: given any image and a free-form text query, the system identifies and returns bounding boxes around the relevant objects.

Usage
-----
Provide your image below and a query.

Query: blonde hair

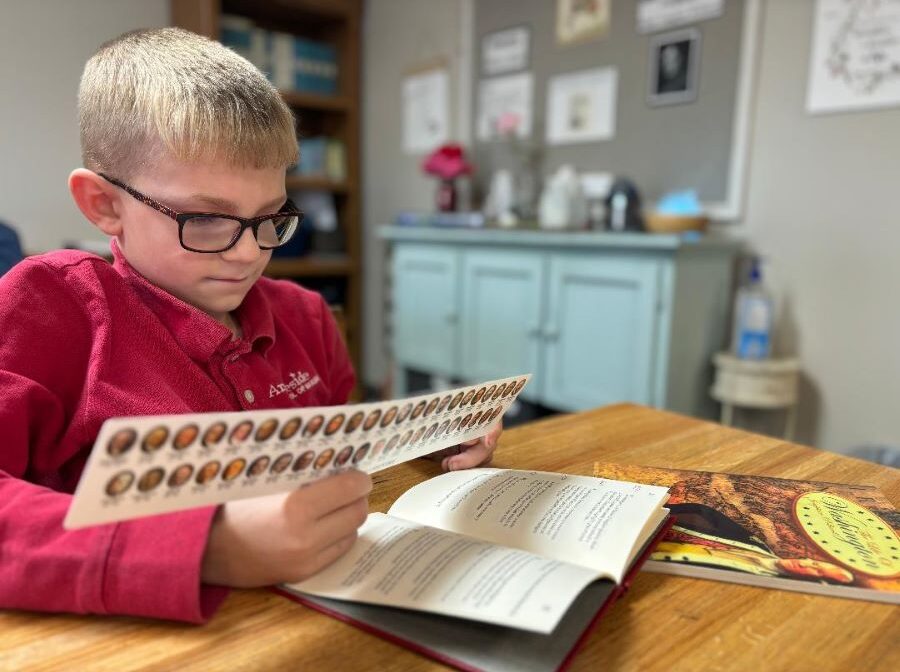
[78,27,297,178]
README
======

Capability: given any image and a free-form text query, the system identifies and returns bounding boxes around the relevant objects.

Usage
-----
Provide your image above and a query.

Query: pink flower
[422,143,473,181]
[496,112,521,136]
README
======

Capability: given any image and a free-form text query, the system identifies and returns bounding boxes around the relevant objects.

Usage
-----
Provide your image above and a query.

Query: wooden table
[2,404,898,671]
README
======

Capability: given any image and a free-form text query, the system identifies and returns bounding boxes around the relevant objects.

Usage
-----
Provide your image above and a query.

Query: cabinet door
[543,254,661,411]
[391,245,460,375]
[460,250,544,402]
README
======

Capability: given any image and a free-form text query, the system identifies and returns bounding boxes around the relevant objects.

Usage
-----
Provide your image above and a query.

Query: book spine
[325,139,346,182]
[294,37,338,95]
[298,136,328,175]
[270,32,296,90]
[220,14,253,62]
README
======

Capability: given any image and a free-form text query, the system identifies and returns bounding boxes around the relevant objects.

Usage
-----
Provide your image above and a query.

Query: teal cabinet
[543,254,662,410]
[383,227,740,419]
[392,245,459,376]
[459,250,544,403]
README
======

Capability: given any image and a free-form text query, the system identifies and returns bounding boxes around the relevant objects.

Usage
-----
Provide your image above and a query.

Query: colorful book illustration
[593,462,900,604]
[277,468,672,672]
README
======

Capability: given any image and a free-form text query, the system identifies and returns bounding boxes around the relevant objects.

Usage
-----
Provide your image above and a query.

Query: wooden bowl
[644,212,709,234]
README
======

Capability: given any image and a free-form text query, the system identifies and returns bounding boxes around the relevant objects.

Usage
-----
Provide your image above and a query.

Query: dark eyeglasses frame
[98,173,303,254]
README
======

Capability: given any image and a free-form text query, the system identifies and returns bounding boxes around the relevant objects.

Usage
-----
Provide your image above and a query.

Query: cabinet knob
[543,325,561,341]
[527,324,542,338]
[445,312,459,324]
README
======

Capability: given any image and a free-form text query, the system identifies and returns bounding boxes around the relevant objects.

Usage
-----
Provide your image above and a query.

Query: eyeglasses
[99,173,303,254]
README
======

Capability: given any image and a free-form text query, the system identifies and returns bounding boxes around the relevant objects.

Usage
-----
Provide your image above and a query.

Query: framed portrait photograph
[647,27,701,106]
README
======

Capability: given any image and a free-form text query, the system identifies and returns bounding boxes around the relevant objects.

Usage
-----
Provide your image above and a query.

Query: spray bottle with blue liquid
[731,257,774,359]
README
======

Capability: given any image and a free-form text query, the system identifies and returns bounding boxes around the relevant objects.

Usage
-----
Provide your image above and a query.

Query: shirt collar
[109,239,276,361]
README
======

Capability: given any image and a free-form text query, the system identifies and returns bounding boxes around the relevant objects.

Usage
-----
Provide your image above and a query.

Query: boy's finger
[443,441,492,471]
[461,421,503,449]
[291,470,372,518]
[309,532,358,577]
[311,497,369,548]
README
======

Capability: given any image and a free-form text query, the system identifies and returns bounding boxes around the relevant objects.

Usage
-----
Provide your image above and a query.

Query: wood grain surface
[2,404,898,672]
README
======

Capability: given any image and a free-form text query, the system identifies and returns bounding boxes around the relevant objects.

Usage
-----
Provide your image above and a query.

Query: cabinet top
[379,226,742,252]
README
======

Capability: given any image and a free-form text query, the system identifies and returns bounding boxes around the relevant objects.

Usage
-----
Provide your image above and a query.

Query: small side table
[710,352,800,440]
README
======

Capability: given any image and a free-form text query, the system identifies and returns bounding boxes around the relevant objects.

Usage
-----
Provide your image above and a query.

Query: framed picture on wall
[647,27,701,106]
[481,25,530,76]
[556,0,610,45]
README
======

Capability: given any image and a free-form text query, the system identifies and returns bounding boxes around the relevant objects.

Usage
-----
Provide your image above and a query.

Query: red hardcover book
[593,462,900,604]
[275,468,673,672]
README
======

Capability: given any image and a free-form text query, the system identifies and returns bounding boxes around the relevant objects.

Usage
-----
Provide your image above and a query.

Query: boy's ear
[68,169,124,237]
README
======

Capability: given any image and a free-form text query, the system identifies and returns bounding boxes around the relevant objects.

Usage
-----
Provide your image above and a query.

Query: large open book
[593,462,900,604]
[278,469,671,672]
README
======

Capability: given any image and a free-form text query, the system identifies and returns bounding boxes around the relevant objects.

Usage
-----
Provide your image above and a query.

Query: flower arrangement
[422,143,473,211]
[486,112,543,222]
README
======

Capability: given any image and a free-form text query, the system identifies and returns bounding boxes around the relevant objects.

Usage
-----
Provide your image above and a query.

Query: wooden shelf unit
[285,175,350,193]
[265,254,352,279]
[171,0,363,377]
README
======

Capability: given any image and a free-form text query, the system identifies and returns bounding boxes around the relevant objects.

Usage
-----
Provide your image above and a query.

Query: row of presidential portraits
[63,375,529,529]
[103,377,527,457]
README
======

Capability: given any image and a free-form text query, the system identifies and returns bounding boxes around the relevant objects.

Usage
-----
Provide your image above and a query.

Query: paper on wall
[477,72,533,141]
[546,67,617,145]
[807,0,900,114]
[403,67,450,154]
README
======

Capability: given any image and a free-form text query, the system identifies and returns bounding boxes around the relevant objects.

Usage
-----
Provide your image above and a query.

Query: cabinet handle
[543,325,560,341]
[445,312,459,324]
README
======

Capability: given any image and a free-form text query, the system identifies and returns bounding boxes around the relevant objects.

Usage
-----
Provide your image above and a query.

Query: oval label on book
[795,493,900,578]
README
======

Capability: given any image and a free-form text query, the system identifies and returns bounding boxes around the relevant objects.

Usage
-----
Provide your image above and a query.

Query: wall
[743,0,900,452]
[362,0,899,454]
[361,0,469,389]
[0,0,169,254]
[14,0,877,453]
[472,0,743,204]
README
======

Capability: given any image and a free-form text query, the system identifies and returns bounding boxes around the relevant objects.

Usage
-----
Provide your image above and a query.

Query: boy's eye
[182,216,240,250]
[188,216,235,228]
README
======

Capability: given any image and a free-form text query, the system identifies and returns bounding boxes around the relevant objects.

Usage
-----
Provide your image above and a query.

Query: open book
[593,462,900,604]
[278,469,670,671]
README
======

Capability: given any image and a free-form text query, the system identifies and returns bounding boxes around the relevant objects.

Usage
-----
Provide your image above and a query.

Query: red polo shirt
[0,241,354,622]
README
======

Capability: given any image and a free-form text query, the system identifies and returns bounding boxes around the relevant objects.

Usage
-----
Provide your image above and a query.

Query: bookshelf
[171,0,363,379]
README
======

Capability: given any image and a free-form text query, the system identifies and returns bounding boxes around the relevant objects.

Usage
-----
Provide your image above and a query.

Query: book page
[387,469,670,582]
[286,513,603,634]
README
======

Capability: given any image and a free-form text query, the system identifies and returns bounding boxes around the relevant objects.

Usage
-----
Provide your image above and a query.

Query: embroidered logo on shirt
[269,370,321,401]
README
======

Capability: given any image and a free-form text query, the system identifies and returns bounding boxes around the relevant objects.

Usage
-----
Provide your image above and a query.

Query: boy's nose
[222,226,262,263]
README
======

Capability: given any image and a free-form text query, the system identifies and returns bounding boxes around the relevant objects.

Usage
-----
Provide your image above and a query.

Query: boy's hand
[200,470,372,588]
[426,421,503,471]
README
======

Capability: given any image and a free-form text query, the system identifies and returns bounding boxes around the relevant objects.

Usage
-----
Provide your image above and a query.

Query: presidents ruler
[64,375,530,529]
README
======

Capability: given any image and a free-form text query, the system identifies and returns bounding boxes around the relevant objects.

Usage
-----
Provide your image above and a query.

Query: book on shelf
[295,136,346,182]
[220,15,338,95]
[592,463,900,604]
[220,14,269,76]
[277,468,672,672]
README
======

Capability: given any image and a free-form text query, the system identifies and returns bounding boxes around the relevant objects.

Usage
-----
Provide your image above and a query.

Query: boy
[0,28,499,623]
